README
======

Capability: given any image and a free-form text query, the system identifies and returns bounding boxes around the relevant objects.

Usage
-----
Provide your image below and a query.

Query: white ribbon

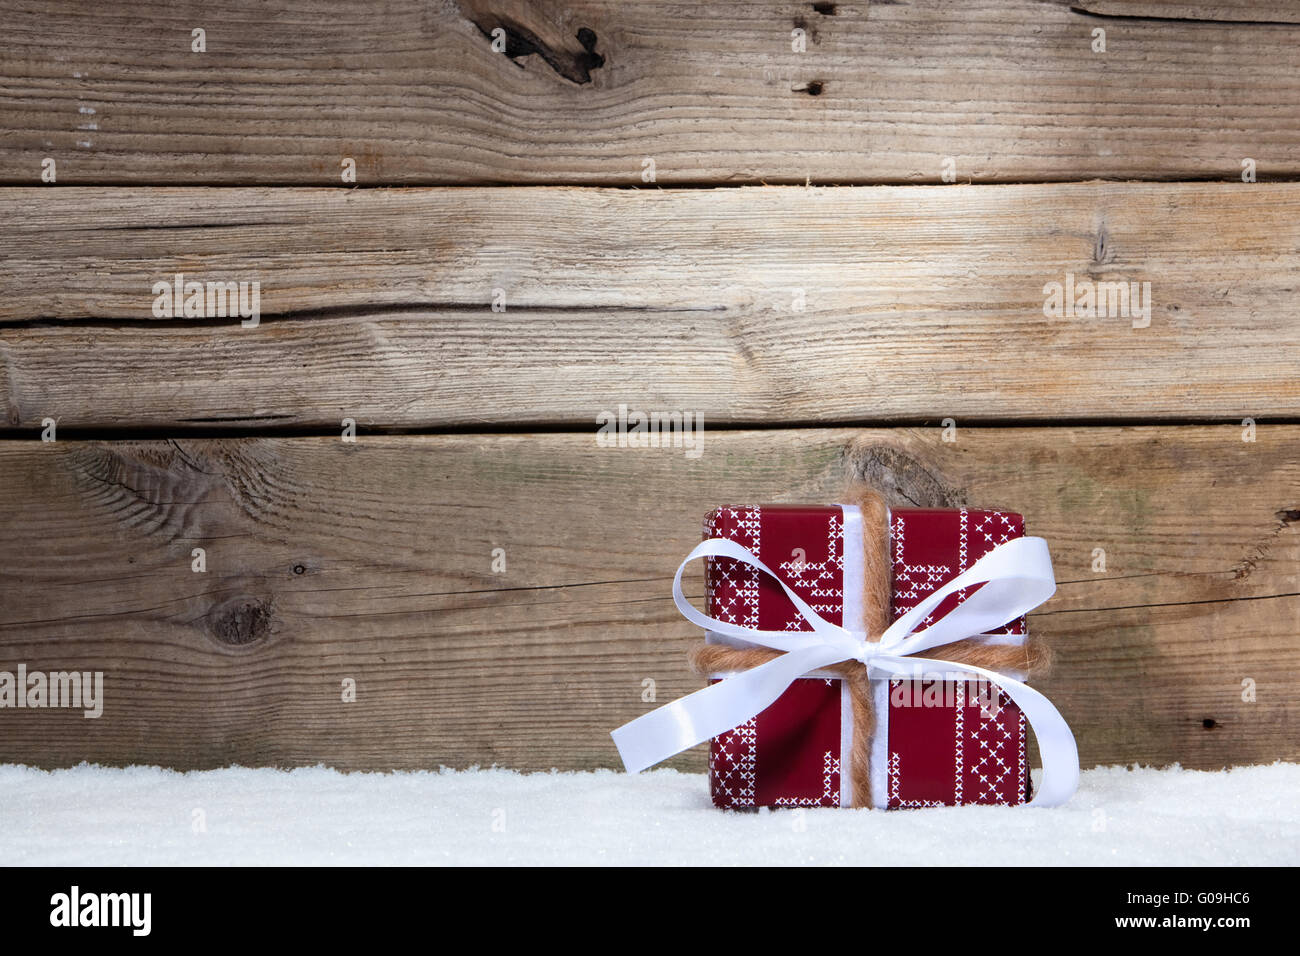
[611,535,1080,807]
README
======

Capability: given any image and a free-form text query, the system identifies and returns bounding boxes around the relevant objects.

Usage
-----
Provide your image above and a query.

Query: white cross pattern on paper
[712,717,758,807]
[970,698,1017,804]
[774,751,839,807]
[888,750,945,809]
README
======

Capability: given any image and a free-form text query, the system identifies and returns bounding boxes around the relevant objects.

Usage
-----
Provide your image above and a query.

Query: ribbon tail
[871,656,1080,807]
[611,643,845,774]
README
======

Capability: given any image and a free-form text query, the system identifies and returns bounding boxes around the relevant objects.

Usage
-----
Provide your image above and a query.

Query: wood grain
[0,427,1295,772]
[2,0,1298,185]
[2,182,1298,431]
[1074,0,1300,22]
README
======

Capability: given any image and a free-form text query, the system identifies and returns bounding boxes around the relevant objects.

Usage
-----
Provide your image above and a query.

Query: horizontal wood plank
[1075,1,1300,22]
[2,182,1298,430]
[0,427,1295,772]
[2,0,1298,185]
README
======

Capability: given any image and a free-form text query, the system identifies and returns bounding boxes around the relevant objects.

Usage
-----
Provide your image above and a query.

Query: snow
[1,762,1296,866]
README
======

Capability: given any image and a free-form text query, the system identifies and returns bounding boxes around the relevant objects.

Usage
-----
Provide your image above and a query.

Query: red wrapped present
[703,504,1029,809]
[611,490,1078,810]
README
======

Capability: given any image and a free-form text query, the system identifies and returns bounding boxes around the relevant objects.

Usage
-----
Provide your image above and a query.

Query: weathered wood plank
[1075,1,1300,22]
[2,0,1298,185]
[2,183,1298,430]
[0,427,1295,772]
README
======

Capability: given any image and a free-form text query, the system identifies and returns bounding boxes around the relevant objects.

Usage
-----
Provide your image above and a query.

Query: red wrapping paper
[703,504,1030,809]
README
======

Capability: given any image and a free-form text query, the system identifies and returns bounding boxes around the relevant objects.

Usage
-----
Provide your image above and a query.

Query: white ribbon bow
[611,535,1080,807]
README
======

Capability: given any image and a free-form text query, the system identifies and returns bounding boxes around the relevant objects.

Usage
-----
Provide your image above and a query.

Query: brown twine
[690,485,1050,808]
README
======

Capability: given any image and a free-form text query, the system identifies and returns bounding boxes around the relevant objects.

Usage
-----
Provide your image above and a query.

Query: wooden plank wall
[3,184,1299,430]
[3,0,1300,184]
[0,1,1296,773]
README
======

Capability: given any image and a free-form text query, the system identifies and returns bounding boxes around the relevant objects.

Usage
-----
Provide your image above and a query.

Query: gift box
[702,504,1032,809]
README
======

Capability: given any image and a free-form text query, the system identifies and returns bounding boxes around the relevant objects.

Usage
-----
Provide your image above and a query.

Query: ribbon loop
[611,532,1080,807]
